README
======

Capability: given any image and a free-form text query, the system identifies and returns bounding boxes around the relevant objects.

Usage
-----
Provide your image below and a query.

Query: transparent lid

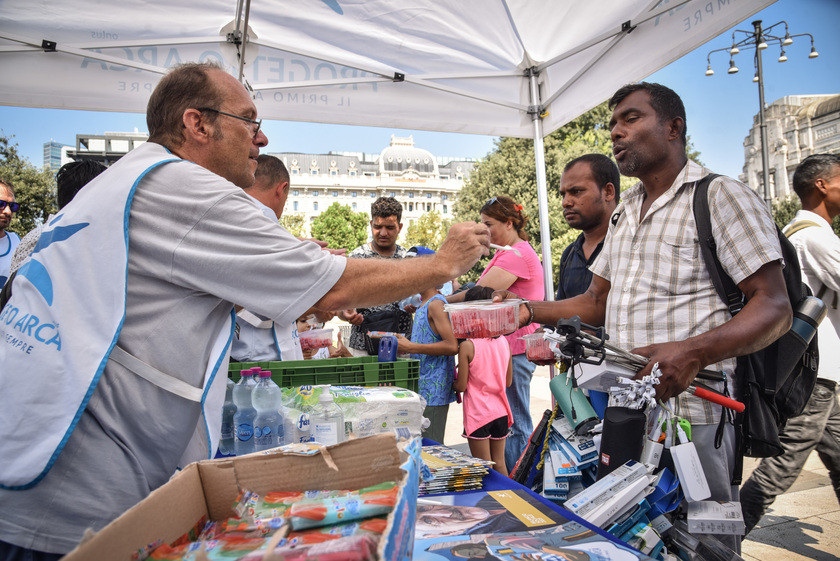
[443,298,521,311]
[319,390,334,402]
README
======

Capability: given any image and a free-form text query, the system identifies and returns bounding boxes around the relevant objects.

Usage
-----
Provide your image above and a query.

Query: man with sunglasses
[0,178,21,287]
[0,61,490,561]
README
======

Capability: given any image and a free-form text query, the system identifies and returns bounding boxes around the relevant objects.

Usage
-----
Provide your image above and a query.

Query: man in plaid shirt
[512,83,792,551]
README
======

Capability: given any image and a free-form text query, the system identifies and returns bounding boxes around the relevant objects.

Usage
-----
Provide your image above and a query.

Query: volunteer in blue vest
[0,61,490,561]
[495,82,791,553]
[0,178,21,287]
[231,154,338,363]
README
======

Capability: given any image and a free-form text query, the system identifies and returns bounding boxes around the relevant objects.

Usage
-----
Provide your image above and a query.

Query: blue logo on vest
[17,218,89,306]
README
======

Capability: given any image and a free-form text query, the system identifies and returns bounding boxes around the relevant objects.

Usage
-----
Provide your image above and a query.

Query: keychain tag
[670,422,711,502]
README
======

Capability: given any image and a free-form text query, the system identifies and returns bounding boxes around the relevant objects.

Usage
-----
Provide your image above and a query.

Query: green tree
[310,202,368,251]
[280,213,307,238]
[454,102,704,285]
[454,102,636,284]
[404,210,451,250]
[0,135,56,236]
[773,194,840,236]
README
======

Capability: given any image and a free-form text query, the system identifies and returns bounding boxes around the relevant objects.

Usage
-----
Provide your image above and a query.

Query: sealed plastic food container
[443,299,521,339]
[298,328,333,350]
[520,332,556,361]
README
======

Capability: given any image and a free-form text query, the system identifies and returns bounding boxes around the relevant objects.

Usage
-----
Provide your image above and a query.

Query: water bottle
[253,370,285,452]
[311,388,345,445]
[219,378,236,455]
[233,369,257,456]
[399,293,422,311]
[791,295,827,344]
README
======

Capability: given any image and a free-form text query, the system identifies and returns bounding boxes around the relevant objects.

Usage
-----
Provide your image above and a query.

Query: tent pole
[527,68,555,302]
[237,0,252,83]
[528,67,558,391]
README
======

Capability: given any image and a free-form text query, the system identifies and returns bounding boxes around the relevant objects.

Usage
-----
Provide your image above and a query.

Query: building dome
[796,94,840,119]
[814,95,840,119]
[379,135,439,177]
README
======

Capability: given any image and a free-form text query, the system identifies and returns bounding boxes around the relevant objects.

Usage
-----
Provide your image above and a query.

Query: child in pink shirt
[453,287,514,476]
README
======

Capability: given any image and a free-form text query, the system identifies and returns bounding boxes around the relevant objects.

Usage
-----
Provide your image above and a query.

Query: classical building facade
[276,135,475,237]
[65,131,476,238]
[741,94,840,199]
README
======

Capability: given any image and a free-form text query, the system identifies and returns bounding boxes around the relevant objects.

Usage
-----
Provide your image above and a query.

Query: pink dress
[462,337,513,436]
[479,240,544,355]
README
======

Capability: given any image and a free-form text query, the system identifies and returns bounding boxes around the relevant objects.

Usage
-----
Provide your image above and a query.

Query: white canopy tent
[0,0,774,297]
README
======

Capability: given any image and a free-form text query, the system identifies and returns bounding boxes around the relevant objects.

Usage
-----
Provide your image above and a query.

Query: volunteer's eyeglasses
[197,107,262,139]
[486,196,499,206]
[0,200,20,212]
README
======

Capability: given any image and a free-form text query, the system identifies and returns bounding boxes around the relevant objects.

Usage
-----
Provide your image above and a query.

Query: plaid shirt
[590,160,782,424]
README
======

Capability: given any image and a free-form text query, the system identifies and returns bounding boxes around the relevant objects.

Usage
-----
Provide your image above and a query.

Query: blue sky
[0,0,837,180]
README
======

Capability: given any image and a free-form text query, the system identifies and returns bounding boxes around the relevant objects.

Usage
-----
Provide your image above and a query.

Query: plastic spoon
[490,243,522,257]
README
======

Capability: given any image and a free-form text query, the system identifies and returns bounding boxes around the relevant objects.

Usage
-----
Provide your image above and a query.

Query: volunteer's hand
[435,222,490,278]
[631,340,703,401]
[339,309,364,325]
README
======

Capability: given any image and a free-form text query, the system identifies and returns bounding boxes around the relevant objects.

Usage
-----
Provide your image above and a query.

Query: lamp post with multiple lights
[705,20,818,206]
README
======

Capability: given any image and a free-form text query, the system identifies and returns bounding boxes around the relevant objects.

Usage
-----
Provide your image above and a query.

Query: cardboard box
[62,433,420,561]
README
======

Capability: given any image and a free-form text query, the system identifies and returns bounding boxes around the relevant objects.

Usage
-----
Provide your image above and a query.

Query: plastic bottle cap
[259,371,271,378]
[319,391,334,402]
[240,369,252,377]
[250,367,261,374]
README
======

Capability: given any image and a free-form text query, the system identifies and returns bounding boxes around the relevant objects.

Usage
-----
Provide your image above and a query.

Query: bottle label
[236,423,254,441]
[313,421,340,445]
[297,413,311,432]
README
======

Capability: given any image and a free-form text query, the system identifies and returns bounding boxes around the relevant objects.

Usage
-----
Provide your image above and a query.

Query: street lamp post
[705,20,819,208]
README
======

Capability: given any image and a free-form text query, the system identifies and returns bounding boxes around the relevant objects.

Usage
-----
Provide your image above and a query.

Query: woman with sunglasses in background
[475,195,545,474]
[0,179,21,288]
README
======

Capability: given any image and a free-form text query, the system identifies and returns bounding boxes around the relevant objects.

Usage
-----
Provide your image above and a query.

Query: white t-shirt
[0,230,21,286]
[784,209,840,384]
[0,143,345,553]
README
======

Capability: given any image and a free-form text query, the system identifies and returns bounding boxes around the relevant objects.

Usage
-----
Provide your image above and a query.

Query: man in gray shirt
[0,61,489,560]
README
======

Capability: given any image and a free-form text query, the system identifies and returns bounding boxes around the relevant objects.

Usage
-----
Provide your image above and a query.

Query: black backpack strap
[692,173,744,316]
[692,173,747,483]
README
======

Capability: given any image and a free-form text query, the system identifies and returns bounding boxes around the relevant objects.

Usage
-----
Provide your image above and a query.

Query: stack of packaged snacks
[137,482,398,561]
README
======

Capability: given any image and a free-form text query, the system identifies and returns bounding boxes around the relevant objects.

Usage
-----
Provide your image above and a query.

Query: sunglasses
[0,200,20,212]
[486,196,499,206]
[197,107,262,140]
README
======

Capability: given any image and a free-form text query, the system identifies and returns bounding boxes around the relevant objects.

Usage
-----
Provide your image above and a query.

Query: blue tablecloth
[420,438,645,555]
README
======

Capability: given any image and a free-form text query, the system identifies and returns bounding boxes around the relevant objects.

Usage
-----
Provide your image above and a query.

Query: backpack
[693,174,820,461]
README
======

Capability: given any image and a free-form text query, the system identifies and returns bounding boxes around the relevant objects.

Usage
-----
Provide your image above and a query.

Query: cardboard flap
[199,433,404,521]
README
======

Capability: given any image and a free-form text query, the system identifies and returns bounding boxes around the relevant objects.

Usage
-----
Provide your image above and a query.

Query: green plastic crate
[229,356,420,393]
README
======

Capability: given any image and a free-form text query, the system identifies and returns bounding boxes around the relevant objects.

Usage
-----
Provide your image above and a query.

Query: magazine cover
[413,489,652,561]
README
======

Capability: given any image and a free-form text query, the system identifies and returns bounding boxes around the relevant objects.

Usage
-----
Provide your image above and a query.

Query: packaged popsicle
[288,483,398,530]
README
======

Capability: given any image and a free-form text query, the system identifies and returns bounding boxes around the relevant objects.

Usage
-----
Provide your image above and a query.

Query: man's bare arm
[314,222,489,312]
[633,261,792,400]
[493,274,611,330]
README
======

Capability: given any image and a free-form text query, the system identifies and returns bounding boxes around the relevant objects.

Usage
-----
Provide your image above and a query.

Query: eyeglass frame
[197,107,262,140]
[0,199,20,213]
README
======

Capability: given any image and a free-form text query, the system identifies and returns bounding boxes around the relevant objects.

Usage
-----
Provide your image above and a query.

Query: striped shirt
[590,160,782,424]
